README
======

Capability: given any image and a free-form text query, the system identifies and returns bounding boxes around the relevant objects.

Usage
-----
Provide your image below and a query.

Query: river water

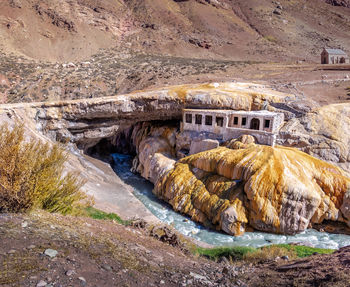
[111,153,350,249]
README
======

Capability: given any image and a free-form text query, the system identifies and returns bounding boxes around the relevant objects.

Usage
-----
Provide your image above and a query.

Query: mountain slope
[0,0,349,62]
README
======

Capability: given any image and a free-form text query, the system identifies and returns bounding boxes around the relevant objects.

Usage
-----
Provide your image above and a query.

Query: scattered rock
[8,249,16,254]
[65,270,75,276]
[281,255,289,261]
[130,219,148,229]
[78,277,86,286]
[149,226,183,247]
[222,266,230,274]
[218,257,230,265]
[21,221,28,228]
[44,249,58,258]
[36,280,47,287]
[102,264,112,271]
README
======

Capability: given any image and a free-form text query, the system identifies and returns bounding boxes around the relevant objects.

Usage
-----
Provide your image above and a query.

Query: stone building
[321,48,349,64]
[182,109,284,146]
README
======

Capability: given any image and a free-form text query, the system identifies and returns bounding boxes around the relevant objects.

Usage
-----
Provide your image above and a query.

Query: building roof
[324,48,348,56]
[183,109,282,117]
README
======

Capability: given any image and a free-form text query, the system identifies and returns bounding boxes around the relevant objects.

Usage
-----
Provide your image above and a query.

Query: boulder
[189,139,219,155]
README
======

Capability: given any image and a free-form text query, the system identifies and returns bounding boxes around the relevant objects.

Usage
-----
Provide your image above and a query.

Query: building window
[185,114,192,124]
[233,117,239,125]
[205,115,213,126]
[195,114,202,125]
[242,117,247,126]
[264,119,271,128]
[216,117,224,127]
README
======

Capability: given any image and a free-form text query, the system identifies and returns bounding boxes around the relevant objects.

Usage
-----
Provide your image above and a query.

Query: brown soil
[241,248,350,287]
[0,0,349,105]
[0,212,238,287]
[1,0,350,63]
[1,212,350,287]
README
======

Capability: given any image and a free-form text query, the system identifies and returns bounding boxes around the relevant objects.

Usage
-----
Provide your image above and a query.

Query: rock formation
[0,82,292,151]
[279,103,350,173]
[154,137,350,236]
[2,82,350,236]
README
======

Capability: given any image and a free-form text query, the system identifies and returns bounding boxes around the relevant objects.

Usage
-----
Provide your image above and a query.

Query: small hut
[321,48,349,64]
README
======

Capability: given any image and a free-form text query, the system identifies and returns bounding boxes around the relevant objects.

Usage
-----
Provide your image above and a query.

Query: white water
[112,153,350,249]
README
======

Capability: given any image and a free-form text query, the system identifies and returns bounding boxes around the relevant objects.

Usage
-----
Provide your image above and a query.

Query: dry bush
[243,245,296,263]
[0,122,88,214]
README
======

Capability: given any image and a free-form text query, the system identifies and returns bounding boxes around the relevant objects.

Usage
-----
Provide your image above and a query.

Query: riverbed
[112,153,350,249]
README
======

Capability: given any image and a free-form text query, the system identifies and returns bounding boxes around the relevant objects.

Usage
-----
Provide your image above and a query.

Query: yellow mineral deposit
[155,138,350,236]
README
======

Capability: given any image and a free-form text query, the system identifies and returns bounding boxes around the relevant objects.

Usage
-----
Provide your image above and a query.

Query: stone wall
[182,109,284,146]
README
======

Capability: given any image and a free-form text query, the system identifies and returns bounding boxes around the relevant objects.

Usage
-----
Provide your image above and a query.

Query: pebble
[36,280,47,287]
[44,249,58,258]
[8,249,16,254]
[102,264,112,271]
[160,280,165,284]
[21,221,28,228]
[66,270,75,276]
[79,277,86,285]
[281,255,289,261]
[222,266,229,274]
[28,245,36,249]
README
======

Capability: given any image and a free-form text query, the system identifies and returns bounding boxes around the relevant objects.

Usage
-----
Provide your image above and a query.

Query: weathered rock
[189,139,220,155]
[36,280,47,287]
[149,225,183,247]
[0,82,291,151]
[154,140,350,235]
[44,249,58,258]
[279,103,350,173]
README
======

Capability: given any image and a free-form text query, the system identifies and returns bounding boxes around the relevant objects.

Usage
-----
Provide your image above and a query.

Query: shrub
[264,35,277,43]
[0,122,87,214]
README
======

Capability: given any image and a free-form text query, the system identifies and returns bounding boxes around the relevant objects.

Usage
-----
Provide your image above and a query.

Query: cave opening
[85,119,180,164]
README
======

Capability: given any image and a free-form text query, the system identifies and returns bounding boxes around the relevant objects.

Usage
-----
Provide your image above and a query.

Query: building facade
[182,109,284,146]
[321,48,349,64]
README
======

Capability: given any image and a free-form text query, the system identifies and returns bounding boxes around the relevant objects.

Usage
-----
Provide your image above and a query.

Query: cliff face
[154,138,350,235]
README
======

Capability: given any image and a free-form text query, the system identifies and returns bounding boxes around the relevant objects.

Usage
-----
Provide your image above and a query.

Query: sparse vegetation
[84,206,130,225]
[0,122,88,214]
[263,35,277,43]
[194,244,335,262]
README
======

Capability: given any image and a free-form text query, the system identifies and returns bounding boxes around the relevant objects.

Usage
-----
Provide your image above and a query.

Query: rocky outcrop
[279,104,350,173]
[323,0,350,8]
[189,139,219,155]
[154,138,350,236]
[0,82,292,151]
[129,122,177,184]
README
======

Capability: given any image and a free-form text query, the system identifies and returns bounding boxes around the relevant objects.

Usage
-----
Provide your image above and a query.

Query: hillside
[1,211,350,287]
[1,0,350,104]
[0,0,349,62]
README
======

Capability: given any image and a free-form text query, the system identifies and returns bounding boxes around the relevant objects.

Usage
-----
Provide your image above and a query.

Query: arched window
[250,118,260,130]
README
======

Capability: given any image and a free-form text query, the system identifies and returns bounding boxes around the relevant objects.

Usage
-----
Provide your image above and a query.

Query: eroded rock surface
[154,138,350,236]
[279,103,350,173]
